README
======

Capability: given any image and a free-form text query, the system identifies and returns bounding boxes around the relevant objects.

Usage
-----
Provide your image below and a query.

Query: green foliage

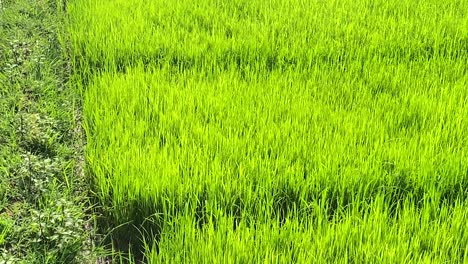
[0,0,97,262]
[69,0,468,262]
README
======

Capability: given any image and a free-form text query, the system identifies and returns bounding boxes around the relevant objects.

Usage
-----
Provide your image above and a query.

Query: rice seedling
[68,0,468,262]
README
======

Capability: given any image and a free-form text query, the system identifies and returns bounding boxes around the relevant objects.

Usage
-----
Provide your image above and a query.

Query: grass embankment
[70,0,468,262]
[0,0,97,262]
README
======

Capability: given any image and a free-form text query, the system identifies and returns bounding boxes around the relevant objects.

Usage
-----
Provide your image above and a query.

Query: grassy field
[69,0,468,262]
[0,0,100,262]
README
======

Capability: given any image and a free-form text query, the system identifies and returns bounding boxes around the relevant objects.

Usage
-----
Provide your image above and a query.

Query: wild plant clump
[0,0,94,262]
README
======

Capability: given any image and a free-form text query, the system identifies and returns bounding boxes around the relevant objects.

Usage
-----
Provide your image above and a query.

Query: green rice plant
[69,0,468,261]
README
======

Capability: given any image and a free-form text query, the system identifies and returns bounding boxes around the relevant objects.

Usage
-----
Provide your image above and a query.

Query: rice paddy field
[68,0,468,262]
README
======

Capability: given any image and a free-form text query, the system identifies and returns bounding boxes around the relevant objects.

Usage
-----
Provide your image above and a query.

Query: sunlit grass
[69,0,468,262]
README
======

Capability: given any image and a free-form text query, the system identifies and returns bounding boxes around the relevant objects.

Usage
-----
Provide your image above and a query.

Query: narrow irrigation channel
[0,0,101,262]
